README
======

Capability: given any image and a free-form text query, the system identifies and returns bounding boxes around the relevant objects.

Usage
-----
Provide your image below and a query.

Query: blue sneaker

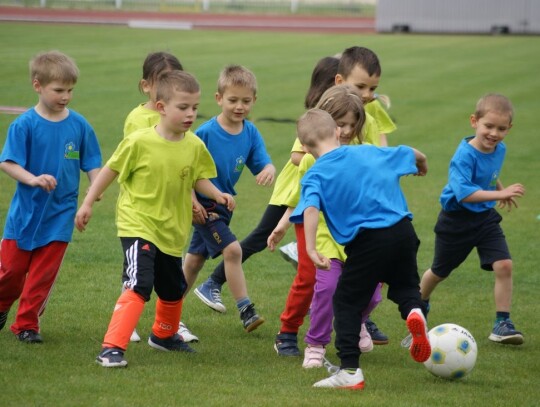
[365,318,389,345]
[489,319,524,345]
[96,347,128,368]
[194,279,226,313]
[148,333,196,353]
[274,332,301,356]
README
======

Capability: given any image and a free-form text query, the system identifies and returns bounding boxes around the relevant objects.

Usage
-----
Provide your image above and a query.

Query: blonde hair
[217,65,257,96]
[297,108,337,148]
[155,70,200,103]
[30,50,79,86]
[316,84,366,144]
[475,93,514,123]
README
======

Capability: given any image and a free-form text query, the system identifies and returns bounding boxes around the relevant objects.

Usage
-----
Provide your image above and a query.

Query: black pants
[333,218,427,369]
[209,204,288,285]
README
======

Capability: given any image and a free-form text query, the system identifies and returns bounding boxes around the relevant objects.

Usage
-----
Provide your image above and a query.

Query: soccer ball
[423,323,478,380]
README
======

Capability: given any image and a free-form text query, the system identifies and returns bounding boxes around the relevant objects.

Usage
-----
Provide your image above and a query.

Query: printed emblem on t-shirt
[64,142,80,159]
[489,172,499,188]
[234,156,245,173]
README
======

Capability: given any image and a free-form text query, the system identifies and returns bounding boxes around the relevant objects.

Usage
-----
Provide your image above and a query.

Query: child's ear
[155,100,166,114]
[469,114,478,129]
[32,79,42,93]
[140,79,151,95]
[334,74,344,85]
[215,92,222,104]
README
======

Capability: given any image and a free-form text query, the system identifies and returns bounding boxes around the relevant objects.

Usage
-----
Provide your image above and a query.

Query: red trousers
[279,223,316,333]
[0,239,67,334]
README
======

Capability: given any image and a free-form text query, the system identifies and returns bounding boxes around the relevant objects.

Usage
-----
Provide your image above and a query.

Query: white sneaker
[130,329,141,343]
[359,323,373,353]
[302,345,325,368]
[406,308,431,363]
[177,322,199,343]
[313,368,365,390]
[279,242,298,268]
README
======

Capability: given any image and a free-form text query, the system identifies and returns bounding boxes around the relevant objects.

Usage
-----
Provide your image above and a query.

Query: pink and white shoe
[302,345,326,369]
[359,323,374,353]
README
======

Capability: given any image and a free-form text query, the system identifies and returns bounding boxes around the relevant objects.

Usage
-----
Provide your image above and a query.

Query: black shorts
[121,237,186,302]
[431,208,511,278]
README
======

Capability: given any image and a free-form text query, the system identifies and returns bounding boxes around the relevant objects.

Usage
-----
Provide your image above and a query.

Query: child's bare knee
[222,241,242,261]
[493,259,513,277]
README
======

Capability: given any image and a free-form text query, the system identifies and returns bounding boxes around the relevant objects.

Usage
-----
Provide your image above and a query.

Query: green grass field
[0,21,539,407]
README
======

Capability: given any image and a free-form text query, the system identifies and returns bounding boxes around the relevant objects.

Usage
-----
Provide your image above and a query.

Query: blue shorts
[187,197,237,259]
[431,208,511,278]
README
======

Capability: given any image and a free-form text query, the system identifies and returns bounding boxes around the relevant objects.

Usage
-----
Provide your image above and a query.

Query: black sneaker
[240,303,265,333]
[274,332,301,357]
[96,347,128,368]
[17,330,43,344]
[0,310,8,331]
[365,318,389,345]
[148,333,196,353]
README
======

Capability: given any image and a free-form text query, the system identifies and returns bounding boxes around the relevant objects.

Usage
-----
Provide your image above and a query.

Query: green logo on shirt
[64,142,80,159]
[235,156,245,173]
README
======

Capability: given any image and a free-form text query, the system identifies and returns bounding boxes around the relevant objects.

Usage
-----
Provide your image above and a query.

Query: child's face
[336,65,380,105]
[216,85,256,125]
[33,79,74,114]
[469,111,512,153]
[335,111,357,145]
[159,90,200,134]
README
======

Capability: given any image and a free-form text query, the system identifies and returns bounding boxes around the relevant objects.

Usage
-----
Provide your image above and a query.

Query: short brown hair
[30,50,79,86]
[475,93,514,123]
[297,108,337,148]
[155,70,200,103]
[217,64,257,96]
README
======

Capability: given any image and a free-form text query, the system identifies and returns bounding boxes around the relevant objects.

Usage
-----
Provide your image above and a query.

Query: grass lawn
[0,21,539,407]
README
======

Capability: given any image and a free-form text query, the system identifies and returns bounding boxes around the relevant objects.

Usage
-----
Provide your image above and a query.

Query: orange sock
[152,298,183,339]
[102,289,145,350]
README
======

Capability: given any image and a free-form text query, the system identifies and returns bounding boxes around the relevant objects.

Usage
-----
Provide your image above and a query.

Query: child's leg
[361,283,384,323]
[492,259,513,312]
[221,241,247,300]
[305,259,342,346]
[0,239,31,323]
[419,268,445,301]
[183,253,206,293]
[279,223,316,334]
[11,241,67,335]
[208,204,287,287]
[103,289,145,350]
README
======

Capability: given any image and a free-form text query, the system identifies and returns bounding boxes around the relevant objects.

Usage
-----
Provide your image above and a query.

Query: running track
[0,5,375,34]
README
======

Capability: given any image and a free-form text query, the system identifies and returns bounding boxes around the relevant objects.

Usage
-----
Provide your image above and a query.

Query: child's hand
[192,200,207,225]
[498,183,525,211]
[307,249,330,270]
[416,160,428,176]
[216,193,235,211]
[75,205,92,232]
[32,174,57,192]
[267,226,287,251]
[255,164,276,186]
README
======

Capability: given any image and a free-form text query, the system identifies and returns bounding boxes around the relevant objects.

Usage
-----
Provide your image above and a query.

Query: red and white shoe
[406,308,431,363]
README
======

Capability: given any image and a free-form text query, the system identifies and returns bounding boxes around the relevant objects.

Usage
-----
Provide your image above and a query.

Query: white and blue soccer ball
[423,323,478,380]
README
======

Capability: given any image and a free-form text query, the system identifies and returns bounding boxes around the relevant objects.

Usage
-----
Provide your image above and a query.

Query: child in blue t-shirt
[0,51,102,343]
[419,94,525,346]
[183,65,276,333]
[290,108,430,390]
